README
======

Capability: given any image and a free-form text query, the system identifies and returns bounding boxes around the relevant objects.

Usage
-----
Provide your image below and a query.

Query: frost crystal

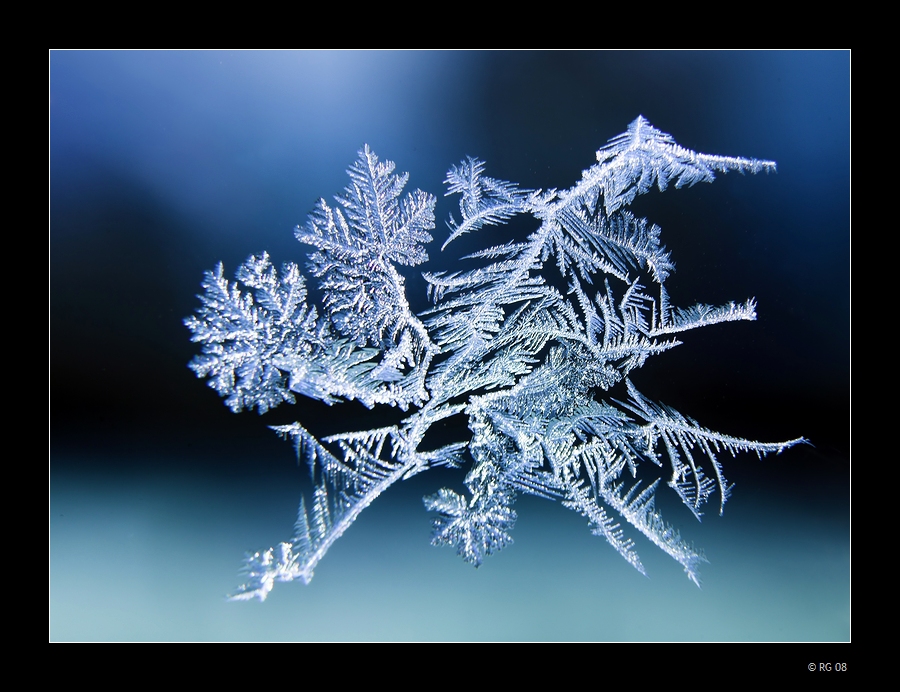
[186,119,804,601]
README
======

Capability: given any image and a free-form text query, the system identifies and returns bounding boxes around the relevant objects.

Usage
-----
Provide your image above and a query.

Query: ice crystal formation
[186,117,804,601]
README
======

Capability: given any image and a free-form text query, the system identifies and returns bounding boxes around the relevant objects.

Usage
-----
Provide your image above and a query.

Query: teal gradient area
[51,446,847,641]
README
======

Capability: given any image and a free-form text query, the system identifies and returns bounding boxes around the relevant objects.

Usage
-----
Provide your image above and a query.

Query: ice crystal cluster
[186,117,803,601]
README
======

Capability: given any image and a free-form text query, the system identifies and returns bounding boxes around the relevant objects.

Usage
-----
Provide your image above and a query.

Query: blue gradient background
[51,51,849,641]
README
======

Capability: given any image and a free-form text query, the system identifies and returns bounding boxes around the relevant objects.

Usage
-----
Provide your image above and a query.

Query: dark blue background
[51,51,849,641]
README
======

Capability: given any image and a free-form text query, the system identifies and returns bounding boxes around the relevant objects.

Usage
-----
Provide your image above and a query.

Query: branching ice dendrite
[186,118,803,601]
